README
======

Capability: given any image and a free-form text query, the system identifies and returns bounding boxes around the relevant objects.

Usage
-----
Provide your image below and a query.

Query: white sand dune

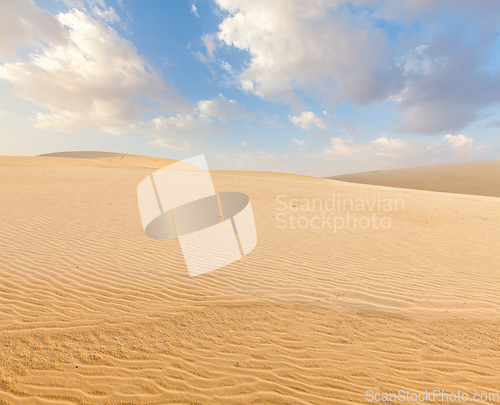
[0,154,499,404]
[329,160,500,198]
[38,151,177,169]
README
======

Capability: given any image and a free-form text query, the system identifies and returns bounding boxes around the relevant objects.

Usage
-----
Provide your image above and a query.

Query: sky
[0,0,499,176]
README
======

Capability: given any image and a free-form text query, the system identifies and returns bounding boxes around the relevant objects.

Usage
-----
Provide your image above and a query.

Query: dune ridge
[328,160,500,198]
[37,151,177,169]
[0,155,499,404]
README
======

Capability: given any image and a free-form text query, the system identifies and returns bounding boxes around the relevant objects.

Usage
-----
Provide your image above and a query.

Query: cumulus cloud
[394,23,500,135]
[139,114,221,150]
[444,134,488,151]
[214,0,403,111]
[137,94,253,149]
[324,136,409,158]
[0,3,257,151]
[321,133,488,172]
[207,0,500,135]
[0,1,256,151]
[0,9,194,134]
[0,0,68,57]
[216,132,492,176]
[197,94,253,122]
[289,111,328,130]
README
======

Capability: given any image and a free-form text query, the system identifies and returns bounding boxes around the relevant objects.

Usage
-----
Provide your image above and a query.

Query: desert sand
[329,160,500,198]
[0,152,499,404]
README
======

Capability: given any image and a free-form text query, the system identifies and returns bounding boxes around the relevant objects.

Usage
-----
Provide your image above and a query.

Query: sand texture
[0,153,499,404]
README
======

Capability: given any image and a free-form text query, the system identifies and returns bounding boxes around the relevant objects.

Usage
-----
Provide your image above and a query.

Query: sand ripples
[0,157,499,404]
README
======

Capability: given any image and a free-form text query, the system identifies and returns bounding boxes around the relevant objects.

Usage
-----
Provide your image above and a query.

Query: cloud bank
[209,0,500,135]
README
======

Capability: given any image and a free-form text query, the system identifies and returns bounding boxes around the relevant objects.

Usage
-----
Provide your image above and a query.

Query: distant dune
[0,153,499,404]
[38,150,177,169]
[329,160,500,198]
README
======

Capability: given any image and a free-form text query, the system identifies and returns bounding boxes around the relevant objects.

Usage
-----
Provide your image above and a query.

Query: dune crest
[329,160,500,198]
[38,151,178,169]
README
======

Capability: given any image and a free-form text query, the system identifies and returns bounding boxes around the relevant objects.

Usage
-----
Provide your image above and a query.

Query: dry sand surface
[329,160,500,198]
[0,152,499,404]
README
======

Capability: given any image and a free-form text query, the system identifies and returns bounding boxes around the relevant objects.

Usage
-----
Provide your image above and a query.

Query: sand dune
[0,154,499,404]
[329,160,500,198]
[38,151,177,169]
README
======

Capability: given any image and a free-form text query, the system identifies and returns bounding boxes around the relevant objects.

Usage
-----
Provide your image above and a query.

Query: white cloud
[57,0,122,23]
[139,114,219,150]
[445,134,488,151]
[191,2,200,17]
[197,94,253,122]
[219,60,232,73]
[444,134,473,150]
[0,9,194,134]
[289,111,328,130]
[0,0,68,57]
[57,0,86,7]
[208,0,500,134]
[91,4,120,23]
[217,133,492,176]
[213,0,403,110]
[259,114,280,127]
[321,134,488,172]
[292,139,307,146]
[138,94,253,149]
[196,33,218,64]
[241,141,247,146]
[0,3,254,150]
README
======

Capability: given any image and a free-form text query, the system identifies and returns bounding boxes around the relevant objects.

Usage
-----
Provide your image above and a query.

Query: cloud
[0,3,254,150]
[289,111,328,130]
[444,134,488,151]
[90,4,120,23]
[56,0,85,7]
[0,9,194,134]
[485,120,500,128]
[138,94,253,149]
[213,0,404,110]
[138,114,220,150]
[0,0,68,57]
[191,2,200,17]
[394,23,500,135]
[208,0,500,134]
[196,33,219,64]
[292,139,307,146]
[217,132,492,176]
[321,134,488,170]
[197,94,253,122]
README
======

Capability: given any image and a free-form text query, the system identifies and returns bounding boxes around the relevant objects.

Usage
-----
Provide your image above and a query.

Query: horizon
[1,0,499,176]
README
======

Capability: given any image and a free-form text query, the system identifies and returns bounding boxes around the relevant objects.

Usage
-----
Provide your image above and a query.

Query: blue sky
[0,0,499,175]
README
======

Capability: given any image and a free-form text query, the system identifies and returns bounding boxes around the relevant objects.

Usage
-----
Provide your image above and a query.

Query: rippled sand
[0,153,499,404]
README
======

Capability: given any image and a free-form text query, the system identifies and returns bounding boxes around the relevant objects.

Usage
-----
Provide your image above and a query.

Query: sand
[329,160,500,198]
[0,153,499,404]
